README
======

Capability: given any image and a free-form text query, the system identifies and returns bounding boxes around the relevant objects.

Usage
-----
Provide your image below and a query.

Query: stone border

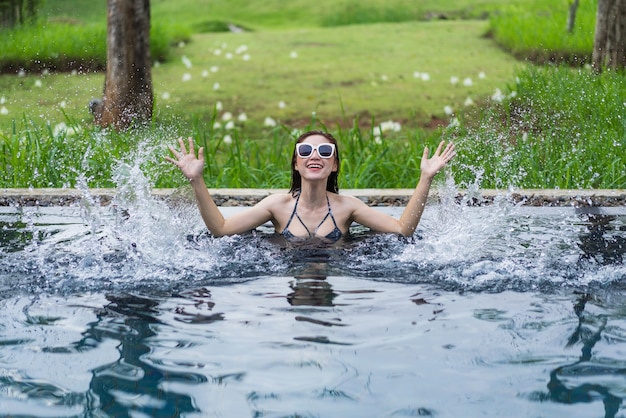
[1,188,625,207]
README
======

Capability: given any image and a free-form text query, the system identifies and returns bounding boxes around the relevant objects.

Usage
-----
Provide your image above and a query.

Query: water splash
[1,137,624,297]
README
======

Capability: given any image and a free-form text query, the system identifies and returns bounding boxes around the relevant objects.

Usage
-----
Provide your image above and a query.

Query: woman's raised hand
[420,140,456,180]
[166,137,205,181]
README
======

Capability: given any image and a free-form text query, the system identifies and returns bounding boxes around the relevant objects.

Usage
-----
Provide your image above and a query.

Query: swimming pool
[0,190,625,417]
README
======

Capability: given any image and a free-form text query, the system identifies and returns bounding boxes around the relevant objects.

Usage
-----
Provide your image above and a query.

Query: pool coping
[1,188,625,207]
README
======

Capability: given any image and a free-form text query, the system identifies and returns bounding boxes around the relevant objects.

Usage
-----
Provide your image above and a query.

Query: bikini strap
[283,193,301,233]
[325,194,340,230]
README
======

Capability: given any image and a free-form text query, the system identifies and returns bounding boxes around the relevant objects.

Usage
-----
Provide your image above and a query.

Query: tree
[567,0,580,33]
[0,0,40,29]
[91,0,153,130]
[592,0,626,71]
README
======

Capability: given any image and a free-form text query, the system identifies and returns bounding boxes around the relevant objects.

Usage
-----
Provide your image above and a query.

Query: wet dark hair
[289,130,340,196]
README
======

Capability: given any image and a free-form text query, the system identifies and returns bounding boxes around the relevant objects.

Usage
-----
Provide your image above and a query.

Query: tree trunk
[567,0,580,33]
[592,0,626,72]
[93,0,153,130]
[0,0,40,29]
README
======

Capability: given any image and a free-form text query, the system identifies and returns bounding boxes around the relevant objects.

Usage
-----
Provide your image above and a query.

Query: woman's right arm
[166,137,273,236]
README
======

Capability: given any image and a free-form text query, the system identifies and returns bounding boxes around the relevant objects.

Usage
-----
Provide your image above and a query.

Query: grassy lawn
[41,0,513,29]
[0,19,518,136]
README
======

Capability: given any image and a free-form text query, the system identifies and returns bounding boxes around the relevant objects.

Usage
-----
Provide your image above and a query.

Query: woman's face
[294,134,338,182]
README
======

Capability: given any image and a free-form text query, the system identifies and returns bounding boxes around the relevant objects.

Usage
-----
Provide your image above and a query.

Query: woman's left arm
[350,140,455,236]
[397,140,455,236]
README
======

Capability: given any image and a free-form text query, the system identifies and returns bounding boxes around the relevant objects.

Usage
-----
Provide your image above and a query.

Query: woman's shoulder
[258,192,294,206]
[331,192,364,202]
[329,192,368,209]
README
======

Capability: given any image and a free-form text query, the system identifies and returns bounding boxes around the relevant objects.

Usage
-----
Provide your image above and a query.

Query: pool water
[0,190,625,417]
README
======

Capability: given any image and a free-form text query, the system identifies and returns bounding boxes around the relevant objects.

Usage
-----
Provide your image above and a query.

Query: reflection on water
[578,213,626,265]
[87,294,203,417]
[0,197,625,416]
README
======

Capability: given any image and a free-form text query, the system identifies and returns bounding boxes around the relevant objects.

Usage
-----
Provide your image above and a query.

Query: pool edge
[1,188,625,207]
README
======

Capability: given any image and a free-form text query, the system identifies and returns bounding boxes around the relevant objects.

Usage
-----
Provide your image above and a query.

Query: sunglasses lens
[318,145,333,157]
[298,144,313,157]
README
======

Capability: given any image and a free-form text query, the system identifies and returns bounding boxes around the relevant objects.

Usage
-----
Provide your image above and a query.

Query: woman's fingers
[443,142,456,161]
[177,136,188,155]
[187,137,195,156]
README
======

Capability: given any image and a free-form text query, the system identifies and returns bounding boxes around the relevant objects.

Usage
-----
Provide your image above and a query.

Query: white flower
[225,121,235,130]
[71,69,78,75]
[448,117,460,128]
[444,105,454,115]
[178,41,186,48]
[491,88,505,102]
[242,54,250,61]
[237,113,248,122]
[290,51,298,58]
[225,52,233,59]
[478,71,486,79]
[213,82,220,91]
[214,49,222,55]
[450,76,459,85]
[181,55,192,68]
[236,45,248,54]
[66,125,82,136]
[508,91,518,98]
[42,69,49,76]
[381,74,388,81]
[213,121,222,129]
[374,135,382,145]
[59,100,67,108]
[18,69,26,77]
[161,92,170,100]
[264,116,277,127]
[223,134,233,145]
[215,101,223,111]
[201,70,209,78]
[0,106,8,115]
[463,77,473,86]
[222,111,233,121]
[413,71,421,78]
[378,120,401,133]
[420,73,430,81]
[278,101,286,109]
[0,96,6,105]
[182,73,192,82]
[52,122,68,136]
[34,79,42,87]
[210,66,219,73]
[464,97,474,106]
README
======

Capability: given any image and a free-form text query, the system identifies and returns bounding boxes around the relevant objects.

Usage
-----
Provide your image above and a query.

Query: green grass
[39,0,512,30]
[448,66,626,189]
[0,19,190,73]
[0,20,518,137]
[488,0,597,64]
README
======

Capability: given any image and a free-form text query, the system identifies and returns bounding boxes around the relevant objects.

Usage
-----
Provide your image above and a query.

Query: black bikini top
[281,193,343,241]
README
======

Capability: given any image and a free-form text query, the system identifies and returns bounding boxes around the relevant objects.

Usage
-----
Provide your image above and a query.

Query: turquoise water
[0,191,625,417]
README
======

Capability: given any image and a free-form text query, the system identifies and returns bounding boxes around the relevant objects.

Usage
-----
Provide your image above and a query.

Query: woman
[166,130,455,239]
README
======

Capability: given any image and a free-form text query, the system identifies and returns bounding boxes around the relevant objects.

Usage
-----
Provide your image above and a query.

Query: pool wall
[1,188,625,207]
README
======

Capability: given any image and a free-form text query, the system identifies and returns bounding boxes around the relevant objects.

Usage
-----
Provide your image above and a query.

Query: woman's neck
[298,181,328,207]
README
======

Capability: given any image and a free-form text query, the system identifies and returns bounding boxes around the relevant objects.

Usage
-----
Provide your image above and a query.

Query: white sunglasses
[295,143,335,159]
